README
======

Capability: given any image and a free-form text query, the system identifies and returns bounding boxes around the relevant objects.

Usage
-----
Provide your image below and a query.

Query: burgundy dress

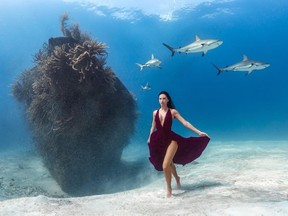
[148,109,210,171]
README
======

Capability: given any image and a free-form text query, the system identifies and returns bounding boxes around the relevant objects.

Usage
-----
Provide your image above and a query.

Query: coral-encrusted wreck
[12,14,137,195]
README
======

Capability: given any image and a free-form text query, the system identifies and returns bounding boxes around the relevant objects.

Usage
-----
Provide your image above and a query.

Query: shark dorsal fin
[151,54,154,59]
[243,55,248,61]
[195,35,200,41]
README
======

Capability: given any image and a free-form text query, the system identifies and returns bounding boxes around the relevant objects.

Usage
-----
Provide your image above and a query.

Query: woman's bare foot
[166,187,172,198]
[175,176,181,189]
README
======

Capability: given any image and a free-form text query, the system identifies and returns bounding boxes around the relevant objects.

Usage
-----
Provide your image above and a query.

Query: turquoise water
[1,0,288,150]
[0,0,288,204]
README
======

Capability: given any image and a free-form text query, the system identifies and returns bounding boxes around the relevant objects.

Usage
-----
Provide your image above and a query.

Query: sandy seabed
[1,141,288,216]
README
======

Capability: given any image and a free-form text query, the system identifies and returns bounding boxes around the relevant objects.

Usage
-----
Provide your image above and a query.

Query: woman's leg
[162,140,178,198]
[171,162,181,189]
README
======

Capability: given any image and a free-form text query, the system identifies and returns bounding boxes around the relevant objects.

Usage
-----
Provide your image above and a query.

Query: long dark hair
[158,91,176,109]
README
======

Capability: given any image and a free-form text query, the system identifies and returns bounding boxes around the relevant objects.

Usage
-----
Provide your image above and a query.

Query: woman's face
[159,94,169,107]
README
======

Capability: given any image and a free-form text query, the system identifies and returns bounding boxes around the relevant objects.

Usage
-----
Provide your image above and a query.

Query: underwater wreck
[12,14,138,195]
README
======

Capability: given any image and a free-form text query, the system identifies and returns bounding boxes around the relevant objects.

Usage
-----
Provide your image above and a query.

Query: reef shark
[163,35,223,56]
[141,82,151,91]
[136,54,162,71]
[212,55,270,75]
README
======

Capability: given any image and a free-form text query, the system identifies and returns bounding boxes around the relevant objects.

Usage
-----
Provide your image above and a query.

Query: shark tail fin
[136,63,144,71]
[162,43,176,56]
[211,62,223,75]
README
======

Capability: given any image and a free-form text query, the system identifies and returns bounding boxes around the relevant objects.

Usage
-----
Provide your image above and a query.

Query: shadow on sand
[173,180,225,197]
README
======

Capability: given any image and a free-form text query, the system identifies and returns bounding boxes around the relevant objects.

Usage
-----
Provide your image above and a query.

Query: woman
[147,91,210,198]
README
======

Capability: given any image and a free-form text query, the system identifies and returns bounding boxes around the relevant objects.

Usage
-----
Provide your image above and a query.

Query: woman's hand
[199,131,209,138]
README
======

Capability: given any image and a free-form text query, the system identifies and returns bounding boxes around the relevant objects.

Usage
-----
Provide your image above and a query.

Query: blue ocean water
[0,1,288,212]
[1,0,287,152]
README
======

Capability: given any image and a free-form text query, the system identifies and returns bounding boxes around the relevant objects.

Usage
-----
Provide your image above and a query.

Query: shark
[136,54,162,71]
[212,55,270,75]
[141,82,151,91]
[163,35,223,56]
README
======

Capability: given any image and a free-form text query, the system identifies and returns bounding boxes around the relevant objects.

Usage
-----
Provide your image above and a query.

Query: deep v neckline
[158,109,169,127]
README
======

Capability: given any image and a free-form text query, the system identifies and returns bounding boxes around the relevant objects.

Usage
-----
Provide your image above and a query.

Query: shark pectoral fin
[202,50,208,56]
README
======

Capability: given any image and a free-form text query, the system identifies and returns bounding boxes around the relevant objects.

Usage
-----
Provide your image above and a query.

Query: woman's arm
[172,109,209,137]
[147,110,157,143]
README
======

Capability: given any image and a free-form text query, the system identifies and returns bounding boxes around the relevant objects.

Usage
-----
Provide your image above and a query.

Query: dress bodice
[155,109,172,131]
